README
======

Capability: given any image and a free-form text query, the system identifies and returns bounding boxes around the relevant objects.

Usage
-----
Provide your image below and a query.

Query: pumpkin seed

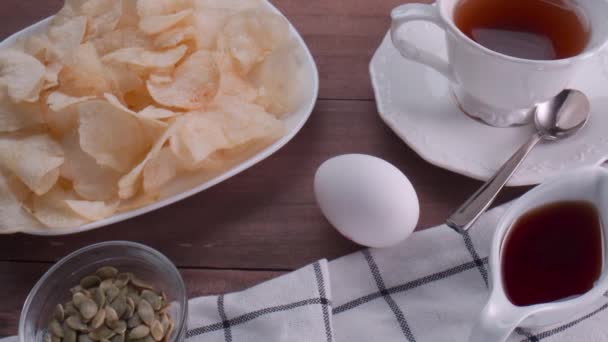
[53,303,65,322]
[93,288,106,308]
[51,337,61,342]
[80,275,101,289]
[80,298,99,320]
[140,290,162,311]
[65,301,79,316]
[91,308,106,329]
[128,325,150,339]
[88,326,115,340]
[108,319,127,334]
[105,305,119,323]
[110,335,124,342]
[131,276,153,290]
[105,284,120,303]
[125,297,135,319]
[150,320,164,341]
[78,334,93,342]
[66,315,88,332]
[137,299,155,326]
[64,325,77,342]
[73,292,87,307]
[95,266,118,280]
[114,273,131,288]
[43,333,52,342]
[70,285,83,294]
[110,295,127,318]
[128,315,142,328]
[49,319,64,337]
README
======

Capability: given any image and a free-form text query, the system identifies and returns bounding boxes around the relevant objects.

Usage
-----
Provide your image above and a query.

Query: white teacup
[468,167,608,342]
[390,0,608,127]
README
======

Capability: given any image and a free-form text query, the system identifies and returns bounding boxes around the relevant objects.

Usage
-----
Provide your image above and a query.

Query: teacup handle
[469,301,531,342]
[390,4,457,83]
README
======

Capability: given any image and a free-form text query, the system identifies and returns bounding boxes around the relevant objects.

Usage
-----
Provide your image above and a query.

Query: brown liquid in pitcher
[502,201,603,307]
[454,0,590,60]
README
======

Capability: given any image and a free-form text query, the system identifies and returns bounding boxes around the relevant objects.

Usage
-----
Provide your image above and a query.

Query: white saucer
[370,23,608,186]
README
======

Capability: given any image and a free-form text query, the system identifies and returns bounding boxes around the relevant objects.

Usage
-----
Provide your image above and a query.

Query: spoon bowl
[447,89,591,233]
[535,89,591,140]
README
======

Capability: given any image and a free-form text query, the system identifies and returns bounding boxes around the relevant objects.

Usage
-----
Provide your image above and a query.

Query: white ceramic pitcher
[469,167,608,342]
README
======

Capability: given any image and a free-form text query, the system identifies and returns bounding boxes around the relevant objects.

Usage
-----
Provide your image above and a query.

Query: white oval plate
[1,1,319,235]
[370,23,608,187]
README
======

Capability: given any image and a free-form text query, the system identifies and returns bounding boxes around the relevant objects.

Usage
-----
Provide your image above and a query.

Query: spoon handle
[446,133,543,233]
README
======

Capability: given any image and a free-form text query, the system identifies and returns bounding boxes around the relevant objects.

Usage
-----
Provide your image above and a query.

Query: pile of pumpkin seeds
[44,266,174,342]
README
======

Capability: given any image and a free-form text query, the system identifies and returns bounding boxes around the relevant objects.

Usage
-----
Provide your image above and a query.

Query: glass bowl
[19,241,187,341]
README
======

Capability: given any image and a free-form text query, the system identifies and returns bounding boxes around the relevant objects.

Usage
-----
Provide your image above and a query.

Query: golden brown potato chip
[0,134,64,195]
[249,43,301,115]
[139,10,193,35]
[32,186,88,229]
[146,50,219,109]
[136,0,191,16]
[92,27,151,55]
[65,199,119,220]
[153,26,196,49]
[0,172,42,233]
[102,45,188,69]
[118,120,180,199]
[48,16,87,58]
[59,43,113,96]
[78,99,152,172]
[218,10,290,74]
[143,146,179,192]
[0,49,46,102]
[61,131,120,201]
[0,92,44,133]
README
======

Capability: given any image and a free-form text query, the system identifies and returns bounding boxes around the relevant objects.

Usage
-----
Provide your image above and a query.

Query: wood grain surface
[0,0,528,336]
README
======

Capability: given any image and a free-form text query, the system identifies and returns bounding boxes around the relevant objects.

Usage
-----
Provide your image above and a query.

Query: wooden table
[0,0,529,336]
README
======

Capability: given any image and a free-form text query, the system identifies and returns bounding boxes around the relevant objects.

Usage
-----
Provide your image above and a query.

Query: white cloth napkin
[5,203,608,342]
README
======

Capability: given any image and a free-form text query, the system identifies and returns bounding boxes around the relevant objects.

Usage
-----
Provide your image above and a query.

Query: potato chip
[0,49,46,102]
[78,99,151,172]
[138,105,179,119]
[192,0,261,10]
[218,10,290,74]
[102,44,188,69]
[47,92,96,112]
[43,62,63,91]
[147,50,219,109]
[143,146,179,191]
[0,134,64,195]
[80,0,124,39]
[48,16,87,58]
[192,9,231,49]
[61,131,120,201]
[118,120,180,199]
[45,92,97,137]
[117,0,139,28]
[23,35,59,63]
[106,65,144,99]
[0,172,42,233]
[0,93,44,133]
[169,112,228,169]
[153,26,196,49]
[59,43,113,96]
[214,53,257,102]
[3,171,32,203]
[139,10,193,35]
[249,43,301,115]
[103,93,168,137]
[32,186,88,229]
[65,199,119,220]
[136,0,191,16]
[92,27,151,55]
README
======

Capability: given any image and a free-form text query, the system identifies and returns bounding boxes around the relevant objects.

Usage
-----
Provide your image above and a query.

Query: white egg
[314,154,419,248]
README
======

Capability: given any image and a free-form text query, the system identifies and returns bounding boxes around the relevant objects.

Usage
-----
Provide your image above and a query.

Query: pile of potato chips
[0,0,304,232]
